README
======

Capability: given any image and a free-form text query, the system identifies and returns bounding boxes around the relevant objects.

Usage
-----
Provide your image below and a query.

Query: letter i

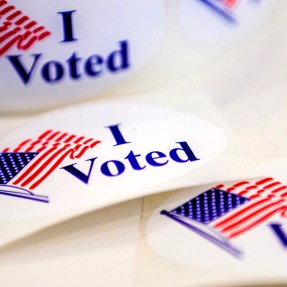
[58,10,77,42]
[105,124,131,146]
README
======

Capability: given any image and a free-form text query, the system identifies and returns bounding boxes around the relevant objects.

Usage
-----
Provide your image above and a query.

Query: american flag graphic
[0,0,51,56]
[196,0,259,25]
[161,177,287,257]
[0,129,101,203]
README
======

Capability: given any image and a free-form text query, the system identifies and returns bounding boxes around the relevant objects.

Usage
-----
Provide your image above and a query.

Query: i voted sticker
[146,177,287,278]
[0,101,227,223]
[179,0,274,46]
[0,0,166,111]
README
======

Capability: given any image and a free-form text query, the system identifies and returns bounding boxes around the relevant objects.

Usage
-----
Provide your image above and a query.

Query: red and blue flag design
[0,0,51,56]
[161,178,287,257]
[0,129,101,203]
[196,0,260,25]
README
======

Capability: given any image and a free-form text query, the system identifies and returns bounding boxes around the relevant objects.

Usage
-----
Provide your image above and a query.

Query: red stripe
[214,198,269,228]
[249,194,261,200]
[234,181,250,187]
[0,27,20,43]
[33,26,44,33]
[20,145,70,187]
[0,6,15,15]
[256,177,273,185]
[15,15,28,25]
[0,1,7,7]
[90,140,101,148]
[17,34,37,50]
[84,138,93,144]
[6,10,21,20]
[256,189,267,195]
[25,139,42,152]
[0,25,8,32]
[47,131,61,141]
[228,206,287,239]
[216,184,225,189]
[238,185,258,196]
[24,20,36,30]
[38,31,50,41]
[38,130,53,140]
[18,34,37,50]
[2,148,9,152]
[225,182,257,196]
[55,133,68,142]
[64,135,76,143]
[3,21,11,26]
[281,192,287,198]
[224,0,237,7]
[246,185,257,190]
[36,144,49,153]
[0,34,21,56]
[74,146,90,159]
[13,146,57,184]
[226,182,250,192]
[36,139,64,152]
[219,200,284,233]
[73,136,85,144]
[272,186,287,194]
[13,139,32,152]
[264,182,281,189]
[29,149,73,190]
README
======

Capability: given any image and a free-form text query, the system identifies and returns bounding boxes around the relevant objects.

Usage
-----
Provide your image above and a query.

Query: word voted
[60,124,199,183]
[7,41,129,85]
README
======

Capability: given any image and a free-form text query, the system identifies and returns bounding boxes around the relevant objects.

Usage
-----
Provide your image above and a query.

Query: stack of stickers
[0,0,286,286]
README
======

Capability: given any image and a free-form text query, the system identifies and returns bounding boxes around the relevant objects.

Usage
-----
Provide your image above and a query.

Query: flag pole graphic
[161,210,243,258]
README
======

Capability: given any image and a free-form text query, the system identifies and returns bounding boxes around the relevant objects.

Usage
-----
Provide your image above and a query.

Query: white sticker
[146,177,287,278]
[179,0,273,46]
[0,0,165,111]
[0,101,227,222]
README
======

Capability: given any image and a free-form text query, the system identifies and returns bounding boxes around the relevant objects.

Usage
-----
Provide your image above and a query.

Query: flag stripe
[29,149,72,189]
[213,178,287,238]
[218,200,284,233]
[272,186,287,194]
[15,15,28,25]
[24,20,36,29]
[4,129,101,190]
[74,136,85,144]
[256,177,274,185]
[0,6,14,15]
[265,182,281,189]
[0,2,51,56]
[38,130,53,140]
[13,139,32,152]
[19,145,71,187]
[228,206,287,239]
[46,131,61,141]
[0,1,8,7]
[214,198,269,228]
[6,10,21,20]
[12,146,58,185]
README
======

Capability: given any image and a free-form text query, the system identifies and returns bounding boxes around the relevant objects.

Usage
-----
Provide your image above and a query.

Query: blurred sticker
[0,0,166,111]
[179,0,274,46]
[146,177,287,276]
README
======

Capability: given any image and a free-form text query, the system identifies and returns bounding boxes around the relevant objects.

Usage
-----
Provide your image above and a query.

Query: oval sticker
[0,101,227,222]
[146,177,287,278]
[179,0,274,46]
[0,0,166,111]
